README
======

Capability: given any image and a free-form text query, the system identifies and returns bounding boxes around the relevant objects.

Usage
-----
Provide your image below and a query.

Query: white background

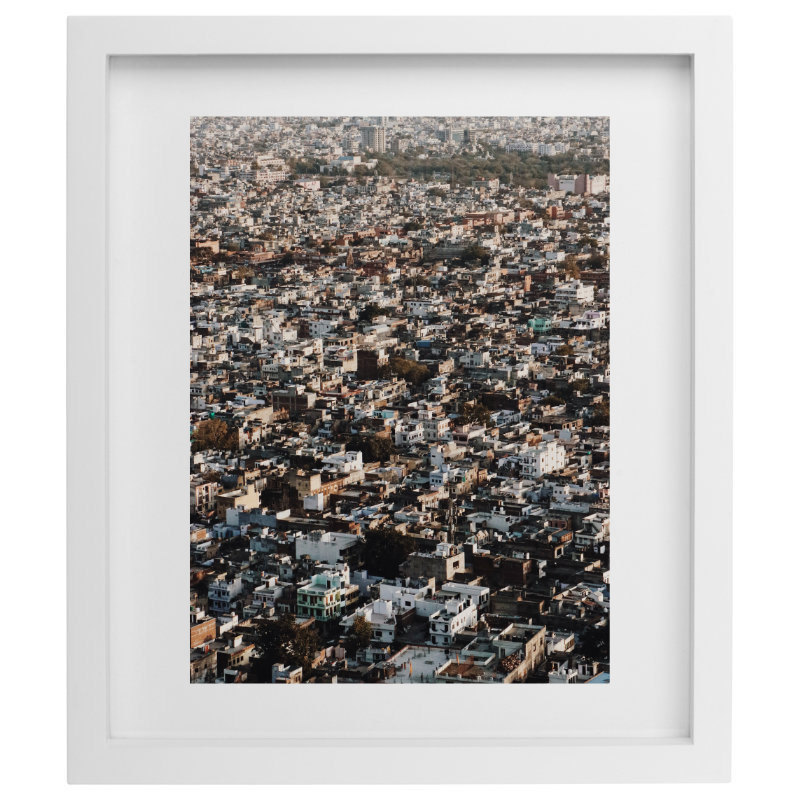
[1,0,796,798]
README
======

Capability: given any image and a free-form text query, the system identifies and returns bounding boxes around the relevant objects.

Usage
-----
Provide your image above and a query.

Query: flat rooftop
[383,646,452,684]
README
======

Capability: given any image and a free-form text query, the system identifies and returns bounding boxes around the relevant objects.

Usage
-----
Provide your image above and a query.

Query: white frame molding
[67,16,732,784]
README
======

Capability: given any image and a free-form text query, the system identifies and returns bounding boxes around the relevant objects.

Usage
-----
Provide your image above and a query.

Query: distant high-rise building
[391,138,409,153]
[360,126,386,153]
[438,128,469,145]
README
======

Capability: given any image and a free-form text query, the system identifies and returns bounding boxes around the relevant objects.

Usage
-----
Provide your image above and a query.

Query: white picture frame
[67,15,732,784]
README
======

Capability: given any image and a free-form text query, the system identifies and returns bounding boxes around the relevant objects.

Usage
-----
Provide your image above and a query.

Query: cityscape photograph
[189,116,610,684]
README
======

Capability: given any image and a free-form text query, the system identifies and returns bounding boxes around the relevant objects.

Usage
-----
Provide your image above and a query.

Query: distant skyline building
[360,125,386,153]
[438,127,470,145]
[547,172,608,195]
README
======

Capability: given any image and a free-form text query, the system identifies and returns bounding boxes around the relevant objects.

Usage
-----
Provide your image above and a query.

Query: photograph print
[189,116,610,685]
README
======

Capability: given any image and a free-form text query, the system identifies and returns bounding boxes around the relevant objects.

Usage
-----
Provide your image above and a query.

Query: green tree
[347,434,396,463]
[192,418,239,452]
[287,157,320,175]
[564,255,581,280]
[586,254,608,270]
[403,276,430,288]
[462,243,491,265]
[344,614,373,655]
[571,378,591,394]
[378,357,430,386]
[358,304,383,323]
[361,527,416,579]
[579,623,609,662]
[592,400,610,426]
[252,613,322,682]
[454,403,492,428]
[262,483,301,514]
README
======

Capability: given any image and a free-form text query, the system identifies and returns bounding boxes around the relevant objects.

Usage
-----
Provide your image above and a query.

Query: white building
[321,450,363,474]
[395,419,424,447]
[586,174,608,194]
[573,309,607,330]
[310,318,339,338]
[428,599,478,646]
[252,578,284,612]
[405,299,445,318]
[555,280,594,306]
[295,530,361,564]
[519,440,566,479]
[208,576,244,614]
[459,350,491,368]
[341,599,397,644]
[378,577,436,613]
[429,465,450,489]
[439,582,491,613]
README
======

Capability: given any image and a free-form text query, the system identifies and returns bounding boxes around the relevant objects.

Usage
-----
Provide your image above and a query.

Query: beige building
[401,543,465,584]
[360,125,386,153]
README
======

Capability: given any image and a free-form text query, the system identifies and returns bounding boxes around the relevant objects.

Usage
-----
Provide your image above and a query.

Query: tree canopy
[358,304,383,323]
[347,434,396,464]
[403,276,430,288]
[564,255,581,280]
[579,623,609,663]
[571,378,591,394]
[252,613,322,682]
[454,402,492,428]
[361,527,416,579]
[378,357,430,386]
[192,418,239,452]
[592,400,610,426]
[461,243,491,265]
[344,614,373,655]
[586,254,608,270]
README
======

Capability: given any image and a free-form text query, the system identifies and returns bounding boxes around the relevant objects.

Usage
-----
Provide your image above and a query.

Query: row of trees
[371,148,608,188]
